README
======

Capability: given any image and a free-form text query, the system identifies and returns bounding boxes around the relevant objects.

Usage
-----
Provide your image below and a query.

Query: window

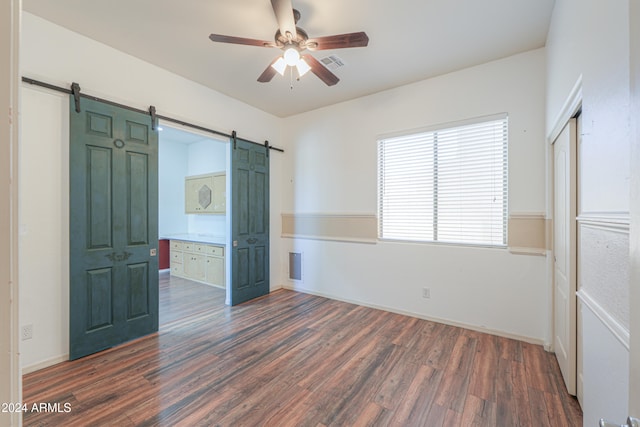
[378,114,508,247]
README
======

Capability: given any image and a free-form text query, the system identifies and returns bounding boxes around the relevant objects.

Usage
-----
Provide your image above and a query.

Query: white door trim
[628,0,640,416]
[548,76,582,145]
[0,1,21,426]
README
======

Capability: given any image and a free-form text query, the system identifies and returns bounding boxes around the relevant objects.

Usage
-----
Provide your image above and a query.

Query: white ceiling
[23,0,555,118]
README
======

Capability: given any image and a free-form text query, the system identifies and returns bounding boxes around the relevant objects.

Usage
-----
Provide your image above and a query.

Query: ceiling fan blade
[209,34,276,48]
[303,55,339,86]
[306,32,369,50]
[257,57,280,83]
[270,0,297,40]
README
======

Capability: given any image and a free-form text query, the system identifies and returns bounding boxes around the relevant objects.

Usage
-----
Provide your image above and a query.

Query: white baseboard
[22,354,68,375]
[281,284,545,347]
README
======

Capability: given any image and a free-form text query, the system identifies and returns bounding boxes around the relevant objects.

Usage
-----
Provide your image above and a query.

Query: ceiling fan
[209,0,369,86]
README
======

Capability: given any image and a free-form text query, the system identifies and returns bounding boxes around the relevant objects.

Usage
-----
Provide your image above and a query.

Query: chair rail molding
[577,212,630,234]
[508,212,547,255]
[578,288,630,351]
[281,213,377,243]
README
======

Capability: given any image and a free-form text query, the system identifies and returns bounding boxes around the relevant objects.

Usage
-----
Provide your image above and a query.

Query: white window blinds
[378,115,508,247]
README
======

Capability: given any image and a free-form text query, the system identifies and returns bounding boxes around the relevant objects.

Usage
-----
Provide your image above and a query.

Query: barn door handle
[246,238,257,244]
[105,251,132,262]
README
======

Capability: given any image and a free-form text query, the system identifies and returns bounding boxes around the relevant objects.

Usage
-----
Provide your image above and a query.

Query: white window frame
[377,114,508,248]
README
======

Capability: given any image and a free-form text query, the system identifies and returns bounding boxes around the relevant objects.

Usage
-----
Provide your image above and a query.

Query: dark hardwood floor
[23,272,582,426]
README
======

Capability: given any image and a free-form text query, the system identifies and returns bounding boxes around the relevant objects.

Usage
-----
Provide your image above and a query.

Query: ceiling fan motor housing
[275,27,309,49]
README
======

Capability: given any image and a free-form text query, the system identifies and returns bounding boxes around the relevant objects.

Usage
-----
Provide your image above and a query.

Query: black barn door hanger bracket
[149,106,157,131]
[71,82,81,113]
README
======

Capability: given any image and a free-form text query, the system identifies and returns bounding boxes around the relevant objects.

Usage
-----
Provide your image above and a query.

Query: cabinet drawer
[206,245,224,257]
[170,240,183,250]
[171,252,183,262]
[193,244,207,254]
[170,262,183,275]
[183,242,194,252]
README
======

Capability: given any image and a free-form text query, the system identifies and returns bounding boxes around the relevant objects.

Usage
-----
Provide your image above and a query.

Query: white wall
[19,86,70,371]
[281,49,549,343]
[547,1,630,214]
[546,0,631,423]
[187,139,226,175]
[19,12,283,372]
[159,139,188,236]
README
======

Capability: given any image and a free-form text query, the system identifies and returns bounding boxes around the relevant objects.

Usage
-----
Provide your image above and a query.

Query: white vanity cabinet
[169,239,225,288]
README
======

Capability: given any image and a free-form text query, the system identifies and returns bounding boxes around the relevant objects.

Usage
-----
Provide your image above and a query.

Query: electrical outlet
[422,288,431,299]
[21,324,33,341]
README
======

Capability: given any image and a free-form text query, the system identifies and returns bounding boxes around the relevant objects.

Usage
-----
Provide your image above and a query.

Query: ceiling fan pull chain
[290,67,294,90]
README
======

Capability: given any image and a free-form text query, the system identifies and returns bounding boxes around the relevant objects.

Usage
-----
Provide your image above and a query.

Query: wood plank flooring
[23,272,582,426]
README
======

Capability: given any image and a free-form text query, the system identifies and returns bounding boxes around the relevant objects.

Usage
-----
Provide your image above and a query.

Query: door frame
[0,0,21,423]
[125,120,273,308]
[629,0,640,415]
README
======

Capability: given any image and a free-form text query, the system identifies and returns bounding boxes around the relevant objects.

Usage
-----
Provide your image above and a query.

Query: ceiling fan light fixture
[296,58,311,77]
[271,57,287,75]
[209,5,366,87]
[283,46,300,66]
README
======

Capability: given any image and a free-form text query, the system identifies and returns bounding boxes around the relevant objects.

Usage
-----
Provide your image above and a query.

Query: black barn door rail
[21,77,284,153]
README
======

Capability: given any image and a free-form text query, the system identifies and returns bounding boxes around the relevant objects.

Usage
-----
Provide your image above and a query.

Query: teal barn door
[69,96,159,360]
[230,137,270,305]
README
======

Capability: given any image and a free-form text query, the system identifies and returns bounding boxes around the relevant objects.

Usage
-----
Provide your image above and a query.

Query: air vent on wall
[320,55,346,71]
[289,252,303,281]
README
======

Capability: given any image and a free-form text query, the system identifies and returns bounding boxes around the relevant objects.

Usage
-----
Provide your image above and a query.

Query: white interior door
[553,119,577,396]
